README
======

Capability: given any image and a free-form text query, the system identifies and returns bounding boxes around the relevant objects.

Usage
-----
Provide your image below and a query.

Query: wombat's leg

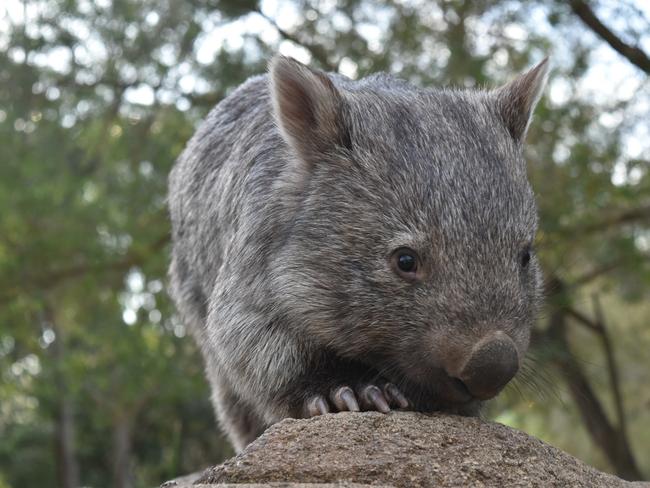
[295,355,410,418]
[211,373,266,452]
[168,254,208,334]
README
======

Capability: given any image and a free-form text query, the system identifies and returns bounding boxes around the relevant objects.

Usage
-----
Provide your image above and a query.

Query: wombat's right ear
[492,57,549,143]
[269,56,350,164]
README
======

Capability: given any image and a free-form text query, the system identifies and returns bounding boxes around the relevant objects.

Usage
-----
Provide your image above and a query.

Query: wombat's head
[270,55,547,412]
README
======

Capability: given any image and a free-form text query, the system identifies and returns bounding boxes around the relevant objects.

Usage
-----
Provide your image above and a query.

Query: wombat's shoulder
[173,74,276,176]
[201,74,271,129]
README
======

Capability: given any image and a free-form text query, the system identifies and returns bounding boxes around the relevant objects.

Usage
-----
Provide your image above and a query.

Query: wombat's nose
[458,332,519,400]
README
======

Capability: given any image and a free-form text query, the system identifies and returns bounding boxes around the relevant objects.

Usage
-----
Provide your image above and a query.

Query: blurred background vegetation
[0,0,648,486]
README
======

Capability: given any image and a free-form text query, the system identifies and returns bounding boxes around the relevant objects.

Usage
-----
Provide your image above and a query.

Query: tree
[0,0,648,486]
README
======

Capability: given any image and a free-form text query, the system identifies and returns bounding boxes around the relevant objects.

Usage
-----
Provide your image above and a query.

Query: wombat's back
[168,74,288,327]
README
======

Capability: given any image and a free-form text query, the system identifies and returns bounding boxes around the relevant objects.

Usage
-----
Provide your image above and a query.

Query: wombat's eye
[520,246,532,268]
[391,248,420,280]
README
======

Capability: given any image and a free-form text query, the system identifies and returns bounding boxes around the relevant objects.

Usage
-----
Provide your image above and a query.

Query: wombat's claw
[331,386,360,412]
[306,395,330,417]
[305,382,409,417]
[360,385,390,413]
[336,383,409,413]
[384,383,409,408]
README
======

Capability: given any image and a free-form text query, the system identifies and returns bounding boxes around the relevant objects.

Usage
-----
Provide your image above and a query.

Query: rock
[166,412,648,487]
[166,484,377,488]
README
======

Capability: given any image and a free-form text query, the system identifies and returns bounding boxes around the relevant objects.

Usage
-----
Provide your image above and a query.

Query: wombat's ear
[269,56,350,164]
[492,57,549,143]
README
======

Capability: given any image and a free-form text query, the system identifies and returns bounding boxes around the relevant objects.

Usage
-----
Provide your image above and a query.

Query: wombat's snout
[456,332,519,400]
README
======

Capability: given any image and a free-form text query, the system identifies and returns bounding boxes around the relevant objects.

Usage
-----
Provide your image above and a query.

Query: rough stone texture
[166,484,379,488]
[168,412,648,487]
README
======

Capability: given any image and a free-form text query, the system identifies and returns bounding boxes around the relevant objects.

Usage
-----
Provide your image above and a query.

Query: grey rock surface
[167,412,648,487]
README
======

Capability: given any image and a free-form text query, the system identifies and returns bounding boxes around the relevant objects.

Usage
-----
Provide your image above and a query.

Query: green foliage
[0,0,648,486]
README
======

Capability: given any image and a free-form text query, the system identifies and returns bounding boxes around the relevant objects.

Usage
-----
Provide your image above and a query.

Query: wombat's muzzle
[456,331,519,400]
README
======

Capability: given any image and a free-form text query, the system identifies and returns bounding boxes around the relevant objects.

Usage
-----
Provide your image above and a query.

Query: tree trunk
[545,284,643,480]
[46,305,81,488]
[112,415,134,488]
[54,395,81,488]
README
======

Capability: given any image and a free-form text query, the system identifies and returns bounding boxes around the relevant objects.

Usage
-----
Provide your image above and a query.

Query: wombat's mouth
[391,367,474,410]
[448,377,473,401]
[438,371,511,404]
[436,373,477,405]
[395,330,521,407]
[393,364,507,412]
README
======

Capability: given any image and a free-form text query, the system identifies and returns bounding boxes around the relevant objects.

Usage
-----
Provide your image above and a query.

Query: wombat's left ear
[269,56,351,166]
[492,57,549,143]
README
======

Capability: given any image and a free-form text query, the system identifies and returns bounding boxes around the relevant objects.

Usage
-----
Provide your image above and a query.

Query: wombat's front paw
[305,383,409,417]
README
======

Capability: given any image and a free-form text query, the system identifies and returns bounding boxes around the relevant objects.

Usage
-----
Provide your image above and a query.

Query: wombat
[168,55,548,451]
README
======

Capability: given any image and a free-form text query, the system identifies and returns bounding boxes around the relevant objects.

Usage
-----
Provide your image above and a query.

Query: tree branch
[569,0,650,73]
[253,9,335,71]
[565,298,633,473]
[0,233,170,305]
[547,304,643,480]
[569,259,625,288]
[591,294,629,443]
[565,203,650,236]
[546,279,643,480]
[565,307,600,332]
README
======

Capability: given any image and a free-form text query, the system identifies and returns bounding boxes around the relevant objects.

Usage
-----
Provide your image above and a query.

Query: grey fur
[168,55,548,451]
